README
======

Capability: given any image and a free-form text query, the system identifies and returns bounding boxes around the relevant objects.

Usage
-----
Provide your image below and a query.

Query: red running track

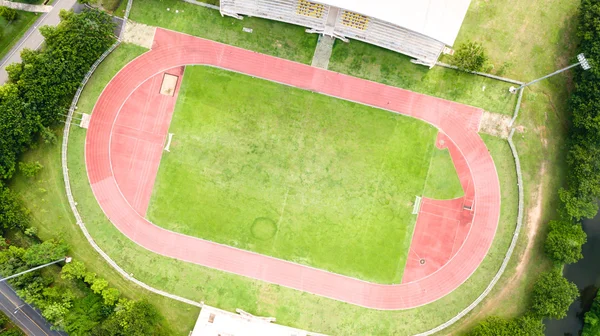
[85,28,500,310]
[403,133,476,284]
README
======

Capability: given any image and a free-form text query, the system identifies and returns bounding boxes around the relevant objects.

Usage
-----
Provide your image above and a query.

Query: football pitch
[146,66,464,284]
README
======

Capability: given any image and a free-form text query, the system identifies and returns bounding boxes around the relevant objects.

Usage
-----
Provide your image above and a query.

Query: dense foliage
[0,182,28,231]
[450,41,488,72]
[468,316,544,336]
[530,269,579,319]
[560,0,600,221]
[0,7,17,22]
[544,219,587,264]
[0,311,24,336]
[0,236,166,335]
[583,290,600,336]
[0,9,115,180]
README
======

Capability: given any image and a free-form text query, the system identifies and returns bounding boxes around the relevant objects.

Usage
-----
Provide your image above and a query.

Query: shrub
[450,41,488,72]
[0,7,18,22]
[19,161,43,178]
[469,315,544,336]
[0,182,28,230]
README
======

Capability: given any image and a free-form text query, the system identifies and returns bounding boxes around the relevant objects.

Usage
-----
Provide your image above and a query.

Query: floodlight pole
[509,53,592,93]
[0,257,71,283]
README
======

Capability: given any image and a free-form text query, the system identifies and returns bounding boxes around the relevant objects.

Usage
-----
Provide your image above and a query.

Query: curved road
[85,28,501,310]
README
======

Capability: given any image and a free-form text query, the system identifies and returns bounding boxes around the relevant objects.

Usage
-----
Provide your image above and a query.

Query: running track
[85,28,500,310]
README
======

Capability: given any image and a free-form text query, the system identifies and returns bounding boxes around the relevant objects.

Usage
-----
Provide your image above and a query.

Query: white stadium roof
[316,0,472,46]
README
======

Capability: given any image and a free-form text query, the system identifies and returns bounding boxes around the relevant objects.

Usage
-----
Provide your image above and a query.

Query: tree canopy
[561,0,600,220]
[583,290,600,336]
[0,9,115,181]
[544,220,587,264]
[468,316,544,336]
[530,269,579,319]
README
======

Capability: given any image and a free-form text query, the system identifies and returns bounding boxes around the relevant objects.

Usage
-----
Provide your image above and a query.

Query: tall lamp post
[509,53,592,93]
[0,257,71,283]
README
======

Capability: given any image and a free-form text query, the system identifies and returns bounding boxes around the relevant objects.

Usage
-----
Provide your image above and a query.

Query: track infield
[85,28,501,309]
[145,65,464,284]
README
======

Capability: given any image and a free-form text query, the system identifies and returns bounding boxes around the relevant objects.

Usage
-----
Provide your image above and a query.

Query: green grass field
[0,11,38,60]
[147,66,463,283]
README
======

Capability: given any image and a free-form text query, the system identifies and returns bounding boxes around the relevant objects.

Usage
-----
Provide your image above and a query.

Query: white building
[220,0,472,67]
[191,305,324,336]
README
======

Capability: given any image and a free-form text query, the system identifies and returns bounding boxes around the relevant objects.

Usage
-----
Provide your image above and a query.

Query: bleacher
[296,0,325,19]
[220,0,447,66]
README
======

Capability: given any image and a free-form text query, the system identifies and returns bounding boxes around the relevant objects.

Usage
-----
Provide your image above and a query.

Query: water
[545,211,600,336]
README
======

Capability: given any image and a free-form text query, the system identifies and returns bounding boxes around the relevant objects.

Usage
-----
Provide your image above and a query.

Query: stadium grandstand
[220,0,472,67]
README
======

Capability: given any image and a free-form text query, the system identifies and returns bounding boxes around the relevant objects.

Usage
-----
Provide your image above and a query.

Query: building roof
[316,0,471,45]
[191,305,321,336]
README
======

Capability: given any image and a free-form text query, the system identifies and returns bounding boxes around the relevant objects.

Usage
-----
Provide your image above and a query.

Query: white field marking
[164,133,174,152]
[412,196,422,214]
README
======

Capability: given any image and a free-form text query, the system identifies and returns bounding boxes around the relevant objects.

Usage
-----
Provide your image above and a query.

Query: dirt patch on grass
[516,162,546,273]
[479,111,511,138]
[459,159,546,327]
[122,21,156,49]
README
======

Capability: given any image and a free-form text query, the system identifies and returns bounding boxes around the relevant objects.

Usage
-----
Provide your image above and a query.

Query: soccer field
[146,66,463,284]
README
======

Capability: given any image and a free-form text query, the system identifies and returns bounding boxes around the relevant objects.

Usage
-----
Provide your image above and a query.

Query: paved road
[0,0,78,84]
[0,282,65,336]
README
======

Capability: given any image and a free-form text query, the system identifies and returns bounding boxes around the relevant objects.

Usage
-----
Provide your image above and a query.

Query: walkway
[85,28,501,310]
[0,0,77,84]
[0,281,65,336]
[311,35,335,69]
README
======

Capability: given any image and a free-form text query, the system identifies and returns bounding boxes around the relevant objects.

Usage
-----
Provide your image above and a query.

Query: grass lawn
[0,11,38,60]
[10,42,517,335]
[147,66,462,284]
[129,0,317,64]
[329,41,517,116]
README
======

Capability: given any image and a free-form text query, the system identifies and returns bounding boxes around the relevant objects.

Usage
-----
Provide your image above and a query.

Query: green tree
[22,240,68,266]
[450,41,488,72]
[84,272,97,284]
[90,278,108,294]
[7,9,115,126]
[0,7,17,21]
[102,288,120,306]
[583,290,600,336]
[18,161,43,178]
[64,294,105,335]
[93,299,166,336]
[61,260,87,280]
[530,269,579,319]
[0,182,28,230]
[469,315,544,336]
[544,220,587,264]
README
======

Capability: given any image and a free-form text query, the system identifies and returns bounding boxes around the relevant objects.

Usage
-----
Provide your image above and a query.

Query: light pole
[0,257,71,283]
[509,53,592,93]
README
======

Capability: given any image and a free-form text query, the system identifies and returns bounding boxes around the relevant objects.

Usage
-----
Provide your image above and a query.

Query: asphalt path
[0,281,65,336]
[0,0,78,83]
